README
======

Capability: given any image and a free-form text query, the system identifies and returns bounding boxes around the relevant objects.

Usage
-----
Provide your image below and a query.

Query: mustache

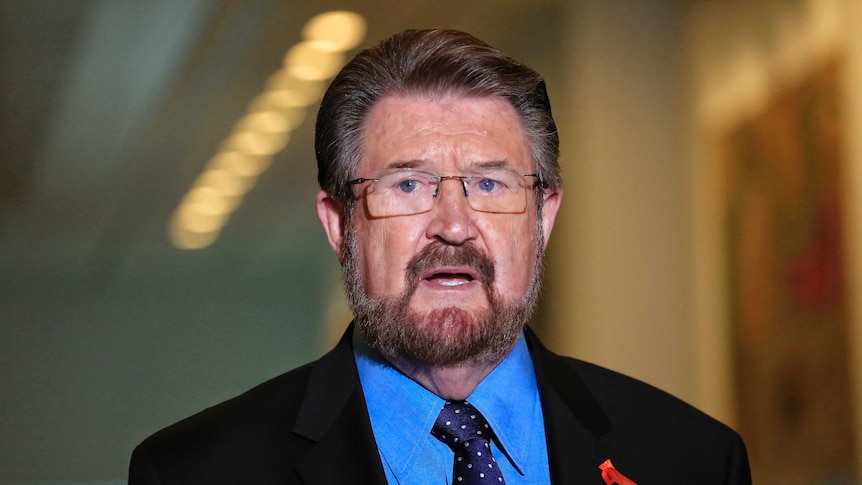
[403,242,495,294]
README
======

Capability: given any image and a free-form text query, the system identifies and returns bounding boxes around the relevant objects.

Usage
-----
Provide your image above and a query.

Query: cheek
[357,219,424,296]
[486,216,538,295]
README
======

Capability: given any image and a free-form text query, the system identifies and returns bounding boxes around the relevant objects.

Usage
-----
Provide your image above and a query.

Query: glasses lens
[462,169,528,214]
[361,169,529,217]
[365,170,436,217]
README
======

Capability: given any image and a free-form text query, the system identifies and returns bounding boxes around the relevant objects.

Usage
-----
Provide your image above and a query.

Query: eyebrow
[382,159,512,171]
[472,160,510,170]
[384,159,426,170]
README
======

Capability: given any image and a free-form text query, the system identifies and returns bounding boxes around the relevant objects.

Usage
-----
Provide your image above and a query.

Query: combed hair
[315,28,561,203]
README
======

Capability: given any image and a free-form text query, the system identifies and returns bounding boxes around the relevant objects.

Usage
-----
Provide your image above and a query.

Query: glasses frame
[346,170,547,217]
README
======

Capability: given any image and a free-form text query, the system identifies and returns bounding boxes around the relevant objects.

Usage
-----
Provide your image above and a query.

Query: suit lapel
[526,327,614,484]
[289,325,616,484]
[292,325,387,485]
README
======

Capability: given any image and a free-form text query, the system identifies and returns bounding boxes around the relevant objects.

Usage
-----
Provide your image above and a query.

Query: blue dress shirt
[354,332,551,484]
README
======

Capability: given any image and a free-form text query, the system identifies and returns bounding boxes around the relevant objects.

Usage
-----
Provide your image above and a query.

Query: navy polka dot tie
[431,401,506,484]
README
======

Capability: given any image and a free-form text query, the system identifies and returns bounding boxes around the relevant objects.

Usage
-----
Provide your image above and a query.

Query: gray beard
[341,211,545,368]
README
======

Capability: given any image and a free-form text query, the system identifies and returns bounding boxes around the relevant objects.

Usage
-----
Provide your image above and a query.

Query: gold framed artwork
[723,59,857,484]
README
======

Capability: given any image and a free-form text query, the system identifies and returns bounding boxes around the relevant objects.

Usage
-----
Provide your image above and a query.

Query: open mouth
[423,268,479,287]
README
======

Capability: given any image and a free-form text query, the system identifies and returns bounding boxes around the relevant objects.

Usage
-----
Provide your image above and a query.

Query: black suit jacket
[128,325,751,484]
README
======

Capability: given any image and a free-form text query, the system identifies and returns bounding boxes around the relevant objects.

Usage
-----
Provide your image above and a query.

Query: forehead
[359,95,530,173]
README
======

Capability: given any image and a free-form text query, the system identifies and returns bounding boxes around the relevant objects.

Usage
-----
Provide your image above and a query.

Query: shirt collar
[468,333,540,474]
[354,331,539,480]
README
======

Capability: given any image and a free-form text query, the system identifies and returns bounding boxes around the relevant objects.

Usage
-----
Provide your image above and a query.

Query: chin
[418,307,484,344]
[363,302,522,368]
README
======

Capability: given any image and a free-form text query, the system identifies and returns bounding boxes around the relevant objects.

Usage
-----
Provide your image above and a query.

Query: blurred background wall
[1,0,860,484]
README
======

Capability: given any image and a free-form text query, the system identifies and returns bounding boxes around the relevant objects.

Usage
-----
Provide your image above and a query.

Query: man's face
[317,94,562,365]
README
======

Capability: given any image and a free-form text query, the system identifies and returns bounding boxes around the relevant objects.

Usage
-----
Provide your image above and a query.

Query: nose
[426,177,475,245]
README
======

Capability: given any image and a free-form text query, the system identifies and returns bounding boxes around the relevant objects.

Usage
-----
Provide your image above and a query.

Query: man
[129,29,751,484]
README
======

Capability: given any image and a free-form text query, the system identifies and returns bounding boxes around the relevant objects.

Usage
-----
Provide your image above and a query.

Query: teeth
[425,272,474,287]
[438,279,468,287]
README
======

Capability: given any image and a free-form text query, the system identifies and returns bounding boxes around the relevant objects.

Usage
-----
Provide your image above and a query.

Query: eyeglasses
[347,168,544,217]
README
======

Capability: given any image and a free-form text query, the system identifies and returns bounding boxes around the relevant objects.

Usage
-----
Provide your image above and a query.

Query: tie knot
[431,401,493,449]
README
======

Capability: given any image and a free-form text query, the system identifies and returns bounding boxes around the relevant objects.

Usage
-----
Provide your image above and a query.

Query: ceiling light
[302,11,366,52]
[225,130,291,156]
[174,202,229,234]
[235,111,291,134]
[208,151,270,178]
[284,41,344,81]
[169,221,220,250]
[263,70,324,106]
[248,94,307,128]
[196,168,250,198]
[183,186,237,215]
[169,10,366,249]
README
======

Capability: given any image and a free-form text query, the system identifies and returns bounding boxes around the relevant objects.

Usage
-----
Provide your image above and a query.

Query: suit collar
[290,324,615,485]
[295,324,614,437]
[292,324,387,485]
[293,325,361,440]
[525,326,615,483]
[525,326,612,436]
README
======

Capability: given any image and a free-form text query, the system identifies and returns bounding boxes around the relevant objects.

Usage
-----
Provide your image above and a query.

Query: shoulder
[130,362,317,484]
[566,357,733,437]
[549,355,751,483]
[526,328,738,442]
[525,327,750,483]
[129,327,381,484]
[147,361,315,449]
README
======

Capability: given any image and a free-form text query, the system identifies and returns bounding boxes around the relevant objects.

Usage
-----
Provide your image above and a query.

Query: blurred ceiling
[0,0,562,289]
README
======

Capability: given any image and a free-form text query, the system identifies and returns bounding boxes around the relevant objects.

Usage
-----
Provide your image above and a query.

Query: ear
[316,190,347,261]
[539,187,563,250]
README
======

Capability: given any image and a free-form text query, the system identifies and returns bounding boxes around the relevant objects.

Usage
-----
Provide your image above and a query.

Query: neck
[385,355,504,401]
[351,327,518,401]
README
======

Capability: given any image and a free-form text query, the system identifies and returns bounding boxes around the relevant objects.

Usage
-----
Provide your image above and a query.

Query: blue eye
[476,178,498,192]
[398,179,419,193]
